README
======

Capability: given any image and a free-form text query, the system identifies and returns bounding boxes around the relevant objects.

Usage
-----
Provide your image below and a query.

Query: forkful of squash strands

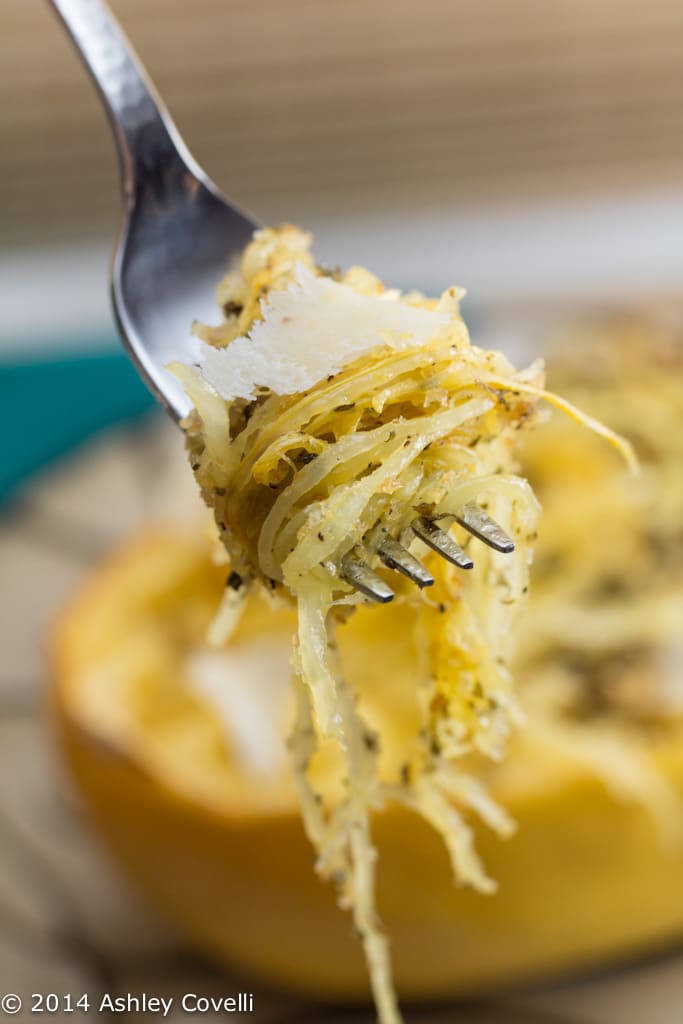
[176,229,635,621]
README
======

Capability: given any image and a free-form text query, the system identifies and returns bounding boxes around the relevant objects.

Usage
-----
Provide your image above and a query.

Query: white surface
[3,186,683,356]
[0,241,114,354]
[187,641,292,777]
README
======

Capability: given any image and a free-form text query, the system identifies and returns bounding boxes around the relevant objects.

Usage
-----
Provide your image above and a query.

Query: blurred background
[1,1,683,1021]
[5,0,683,359]
[4,0,683,491]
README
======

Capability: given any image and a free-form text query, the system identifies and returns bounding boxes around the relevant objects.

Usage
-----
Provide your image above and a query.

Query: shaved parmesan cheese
[198,263,448,401]
[186,640,292,777]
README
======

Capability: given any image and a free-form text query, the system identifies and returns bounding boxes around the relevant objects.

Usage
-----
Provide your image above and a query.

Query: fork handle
[48,0,191,205]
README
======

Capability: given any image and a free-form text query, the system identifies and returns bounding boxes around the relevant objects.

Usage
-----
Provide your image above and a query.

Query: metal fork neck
[48,0,192,206]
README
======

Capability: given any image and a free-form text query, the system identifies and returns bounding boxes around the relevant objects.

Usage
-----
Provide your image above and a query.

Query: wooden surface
[1,412,683,1022]
[4,0,683,246]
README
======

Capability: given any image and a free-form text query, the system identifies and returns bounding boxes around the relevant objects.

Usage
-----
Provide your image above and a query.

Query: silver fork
[50,0,515,604]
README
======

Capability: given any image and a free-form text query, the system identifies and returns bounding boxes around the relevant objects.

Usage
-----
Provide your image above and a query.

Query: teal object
[0,349,156,501]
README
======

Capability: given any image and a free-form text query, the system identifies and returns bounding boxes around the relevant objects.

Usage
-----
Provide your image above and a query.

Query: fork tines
[341,504,515,603]
[341,553,395,603]
[411,516,474,570]
[453,501,515,553]
[378,538,434,588]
